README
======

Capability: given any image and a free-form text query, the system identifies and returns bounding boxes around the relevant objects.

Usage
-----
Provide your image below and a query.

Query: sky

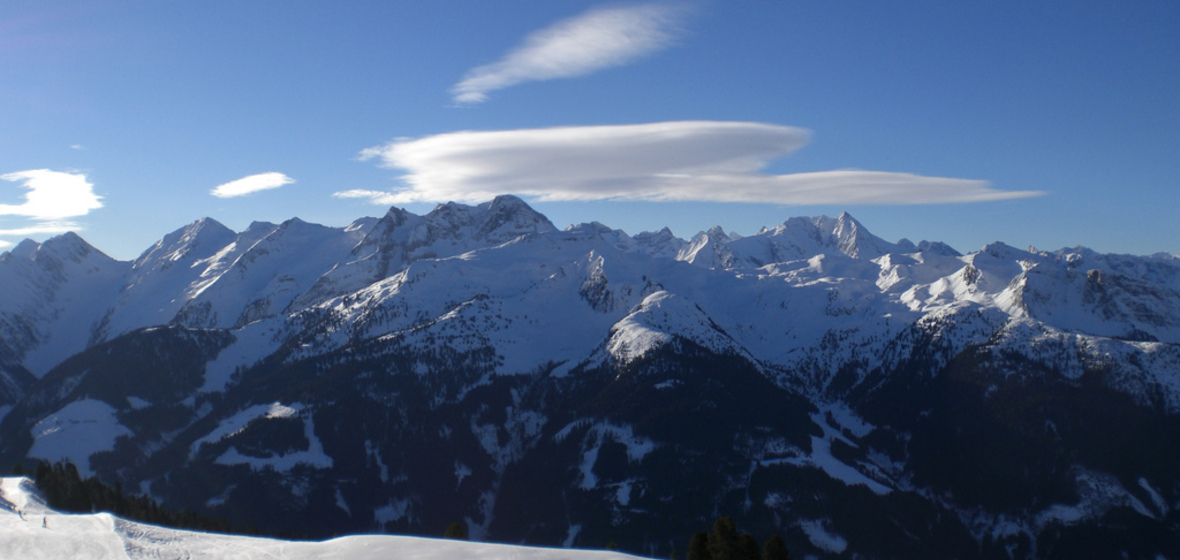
[1,1,1177,260]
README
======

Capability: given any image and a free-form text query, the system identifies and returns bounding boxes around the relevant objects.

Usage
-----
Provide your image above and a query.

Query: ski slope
[0,477,642,560]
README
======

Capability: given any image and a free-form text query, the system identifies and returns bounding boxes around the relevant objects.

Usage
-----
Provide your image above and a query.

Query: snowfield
[0,477,644,560]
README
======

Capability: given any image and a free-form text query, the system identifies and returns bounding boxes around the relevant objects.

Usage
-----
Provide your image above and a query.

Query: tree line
[11,461,299,538]
[686,516,790,560]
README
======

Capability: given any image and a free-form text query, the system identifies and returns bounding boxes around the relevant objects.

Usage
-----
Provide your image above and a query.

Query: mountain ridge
[0,196,1177,558]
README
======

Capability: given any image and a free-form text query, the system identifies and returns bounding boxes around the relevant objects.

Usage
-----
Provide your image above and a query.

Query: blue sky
[1,1,1177,260]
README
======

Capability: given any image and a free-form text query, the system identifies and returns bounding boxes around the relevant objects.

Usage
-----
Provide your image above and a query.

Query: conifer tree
[709,517,739,560]
[762,534,790,560]
[443,521,468,540]
[688,531,712,560]
[737,533,760,560]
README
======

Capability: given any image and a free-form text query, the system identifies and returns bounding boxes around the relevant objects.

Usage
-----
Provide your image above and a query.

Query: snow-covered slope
[0,477,640,560]
[0,234,129,376]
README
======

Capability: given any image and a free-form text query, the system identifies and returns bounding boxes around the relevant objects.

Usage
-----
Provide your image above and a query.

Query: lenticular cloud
[451,4,685,104]
[340,121,1043,206]
[211,172,294,198]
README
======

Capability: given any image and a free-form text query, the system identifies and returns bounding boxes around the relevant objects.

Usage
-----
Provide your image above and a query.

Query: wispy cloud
[451,3,686,104]
[0,169,102,220]
[0,222,81,236]
[343,121,1044,206]
[210,172,294,198]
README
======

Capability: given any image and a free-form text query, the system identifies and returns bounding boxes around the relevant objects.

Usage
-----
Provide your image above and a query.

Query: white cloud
[333,189,404,206]
[0,222,81,236]
[451,3,685,104]
[345,121,1044,206]
[0,169,103,220]
[210,172,294,198]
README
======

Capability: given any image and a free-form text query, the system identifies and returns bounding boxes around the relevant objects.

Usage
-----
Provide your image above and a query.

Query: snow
[802,433,892,496]
[7,204,1180,414]
[0,234,130,376]
[192,402,332,473]
[798,519,848,554]
[334,489,351,516]
[772,408,891,496]
[615,480,633,506]
[567,422,657,491]
[454,461,473,490]
[201,317,287,393]
[606,290,748,365]
[563,523,583,548]
[0,477,644,560]
[374,498,412,524]
[5,204,1180,556]
[28,399,132,477]
[192,402,333,472]
[125,396,151,410]
[191,402,296,455]
[1138,477,1169,515]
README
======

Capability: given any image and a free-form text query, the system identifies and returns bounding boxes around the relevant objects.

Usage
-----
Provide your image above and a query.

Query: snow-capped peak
[131,217,236,273]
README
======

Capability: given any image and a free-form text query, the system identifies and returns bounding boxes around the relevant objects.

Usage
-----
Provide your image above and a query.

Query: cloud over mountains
[341,121,1043,206]
[0,169,104,246]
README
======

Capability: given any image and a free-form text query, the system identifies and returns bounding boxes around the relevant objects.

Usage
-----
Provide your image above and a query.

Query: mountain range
[0,195,1177,559]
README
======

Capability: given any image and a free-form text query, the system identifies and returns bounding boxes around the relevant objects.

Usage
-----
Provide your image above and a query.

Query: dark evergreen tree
[710,517,739,560]
[26,460,250,537]
[762,535,790,560]
[443,521,468,540]
[737,533,760,560]
[688,531,712,560]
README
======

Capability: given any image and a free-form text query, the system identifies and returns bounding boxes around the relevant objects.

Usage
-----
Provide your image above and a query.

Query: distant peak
[979,241,1026,259]
[184,217,235,239]
[569,221,613,233]
[42,231,88,251]
[644,226,676,238]
[11,238,40,259]
[487,194,528,208]
[916,240,961,257]
[134,217,237,269]
[832,211,865,233]
[279,217,312,229]
[475,195,556,236]
[38,231,105,262]
[244,221,278,234]
[191,216,228,229]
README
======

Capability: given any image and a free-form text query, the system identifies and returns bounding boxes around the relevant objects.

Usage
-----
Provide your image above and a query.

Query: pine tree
[688,531,712,560]
[737,533,760,560]
[762,534,790,560]
[709,517,739,560]
[443,521,468,540]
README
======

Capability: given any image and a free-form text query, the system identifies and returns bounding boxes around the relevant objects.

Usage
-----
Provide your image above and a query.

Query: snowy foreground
[0,477,640,560]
